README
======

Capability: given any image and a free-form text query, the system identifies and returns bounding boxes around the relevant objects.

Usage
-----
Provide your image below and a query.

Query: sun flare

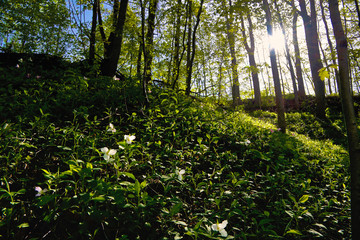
[267,29,286,51]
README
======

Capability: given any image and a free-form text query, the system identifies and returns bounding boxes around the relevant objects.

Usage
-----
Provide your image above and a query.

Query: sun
[267,28,286,51]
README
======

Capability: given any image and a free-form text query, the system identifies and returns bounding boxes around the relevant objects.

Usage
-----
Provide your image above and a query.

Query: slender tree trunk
[185,0,192,95]
[299,0,326,118]
[97,0,107,49]
[320,0,339,94]
[172,0,182,86]
[293,10,306,99]
[101,0,129,77]
[225,0,241,106]
[241,14,261,107]
[355,0,360,27]
[275,1,299,108]
[144,0,159,85]
[172,0,189,89]
[329,0,360,239]
[136,40,142,77]
[185,0,204,96]
[89,0,98,66]
[263,0,286,133]
[139,0,148,101]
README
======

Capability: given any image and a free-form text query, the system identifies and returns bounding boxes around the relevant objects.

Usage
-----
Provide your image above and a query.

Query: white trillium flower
[211,220,228,237]
[124,135,136,144]
[101,147,117,161]
[107,123,116,133]
[35,186,47,197]
[176,169,185,181]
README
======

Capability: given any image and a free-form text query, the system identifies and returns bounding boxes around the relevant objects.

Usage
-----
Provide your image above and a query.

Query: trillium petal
[211,223,218,231]
[220,220,228,228]
[101,147,109,153]
[124,135,136,144]
[108,149,117,155]
[220,229,228,237]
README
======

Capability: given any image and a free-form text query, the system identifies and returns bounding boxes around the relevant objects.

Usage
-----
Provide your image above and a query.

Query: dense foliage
[0,62,351,239]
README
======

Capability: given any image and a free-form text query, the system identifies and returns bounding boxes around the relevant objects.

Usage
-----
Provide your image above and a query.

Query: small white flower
[16,64,20,68]
[35,186,47,197]
[124,135,136,144]
[113,75,120,81]
[101,147,117,161]
[175,169,185,181]
[211,220,228,237]
[107,123,116,133]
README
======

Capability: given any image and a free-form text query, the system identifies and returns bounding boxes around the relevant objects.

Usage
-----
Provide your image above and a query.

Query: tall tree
[225,0,241,106]
[240,14,261,108]
[185,0,205,96]
[328,0,360,238]
[274,1,299,109]
[292,4,306,99]
[143,0,159,85]
[89,0,99,66]
[263,0,286,133]
[172,0,183,87]
[319,0,339,94]
[298,0,326,118]
[100,0,129,77]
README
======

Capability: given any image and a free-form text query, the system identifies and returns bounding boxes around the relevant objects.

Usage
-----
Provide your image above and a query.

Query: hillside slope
[0,64,351,239]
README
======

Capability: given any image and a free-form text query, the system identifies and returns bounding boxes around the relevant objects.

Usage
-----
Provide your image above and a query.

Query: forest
[0,0,360,239]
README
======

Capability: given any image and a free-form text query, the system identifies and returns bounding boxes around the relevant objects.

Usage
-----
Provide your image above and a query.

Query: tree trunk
[240,15,261,108]
[185,0,192,95]
[225,0,241,106]
[185,0,204,96]
[355,0,360,27]
[172,0,182,87]
[89,0,98,66]
[97,1,107,48]
[275,1,299,109]
[101,0,129,77]
[329,1,360,238]
[293,10,306,99]
[144,0,159,85]
[263,0,286,133]
[299,0,326,118]
[320,0,339,94]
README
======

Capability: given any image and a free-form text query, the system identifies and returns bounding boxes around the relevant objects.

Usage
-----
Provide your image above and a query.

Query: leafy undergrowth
[249,109,349,147]
[0,65,351,239]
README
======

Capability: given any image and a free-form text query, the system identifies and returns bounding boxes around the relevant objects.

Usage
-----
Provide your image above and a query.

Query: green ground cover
[0,64,351,239]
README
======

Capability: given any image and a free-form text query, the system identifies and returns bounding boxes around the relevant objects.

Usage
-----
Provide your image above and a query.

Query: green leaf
[91,196,105,202]
[286,229,302,235]
[285,210,294,218]
[18,223,29,228]
[173,220,187,226]
[299,195,309,204]
[318,68,330,81]
[119,172,136,180]
[170,202,183,217]
[307,229,323,237]
[134,180,140,197]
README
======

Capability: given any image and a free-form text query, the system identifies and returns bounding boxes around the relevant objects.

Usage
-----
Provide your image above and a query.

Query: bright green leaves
[0,0,71,54]
[318,64,338,81]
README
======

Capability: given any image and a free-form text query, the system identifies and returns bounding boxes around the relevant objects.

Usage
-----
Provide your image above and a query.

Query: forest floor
[0,61,353,239]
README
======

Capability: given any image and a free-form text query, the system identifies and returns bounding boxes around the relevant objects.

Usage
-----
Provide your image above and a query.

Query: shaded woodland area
[1,0,360,239]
